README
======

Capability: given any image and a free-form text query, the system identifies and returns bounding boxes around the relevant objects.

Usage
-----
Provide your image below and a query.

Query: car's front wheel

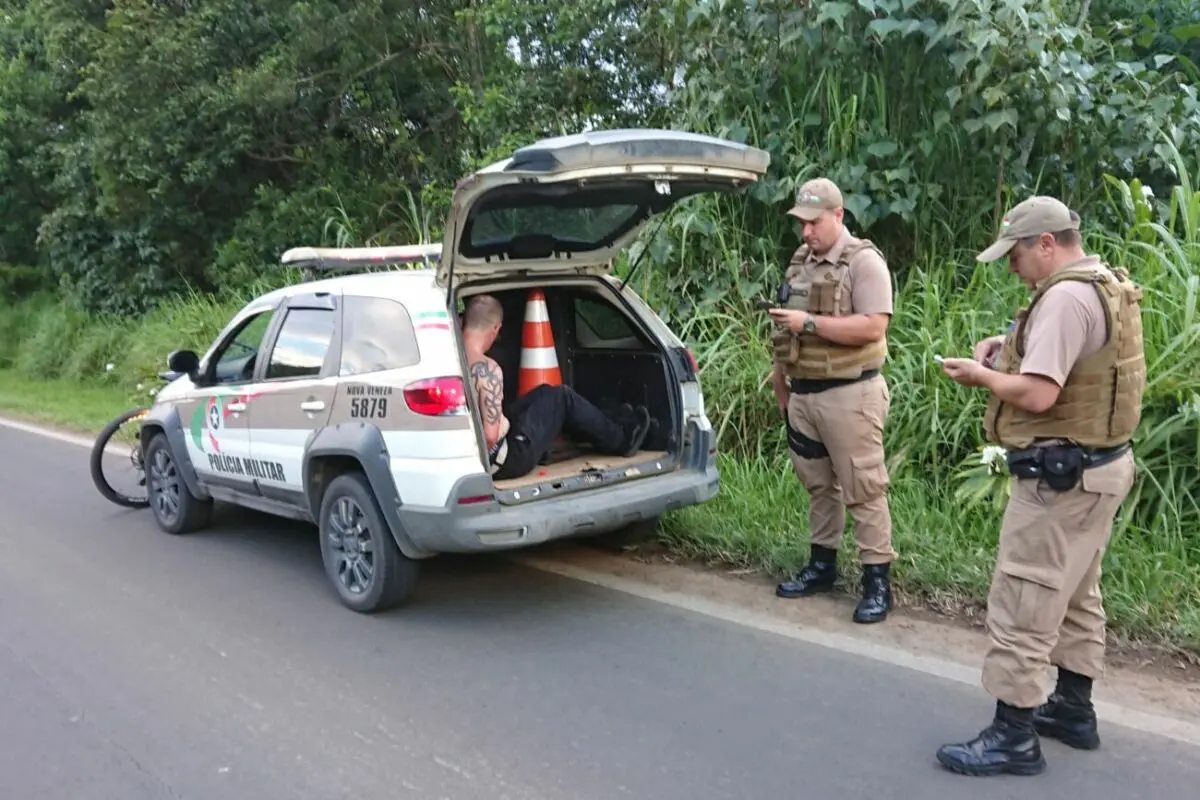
[144,433,213,535]
[318,472,420,613]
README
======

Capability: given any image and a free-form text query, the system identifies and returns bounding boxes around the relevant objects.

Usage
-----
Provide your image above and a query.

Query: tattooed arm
[470,357,507,450]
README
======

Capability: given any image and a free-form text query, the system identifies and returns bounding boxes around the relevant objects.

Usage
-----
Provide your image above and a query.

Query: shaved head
[464,294,503,330]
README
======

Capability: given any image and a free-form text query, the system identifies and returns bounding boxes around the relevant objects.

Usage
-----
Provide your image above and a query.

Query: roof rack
[280,244,442,279]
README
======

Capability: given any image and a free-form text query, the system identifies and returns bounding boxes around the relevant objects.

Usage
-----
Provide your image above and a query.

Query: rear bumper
[397,464,719,554]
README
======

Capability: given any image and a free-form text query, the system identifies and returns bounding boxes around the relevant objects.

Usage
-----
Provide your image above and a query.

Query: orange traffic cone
[517,288,562,396]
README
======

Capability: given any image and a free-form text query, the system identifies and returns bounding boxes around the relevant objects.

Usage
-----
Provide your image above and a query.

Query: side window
[211,310,274,385]
[264,308,337,380]
[339,296,421,376]
[574,296,639,348]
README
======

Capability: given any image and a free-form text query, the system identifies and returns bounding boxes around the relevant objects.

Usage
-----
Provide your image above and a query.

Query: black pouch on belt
[1040,445,1084,491]
[1007,445,1082,491]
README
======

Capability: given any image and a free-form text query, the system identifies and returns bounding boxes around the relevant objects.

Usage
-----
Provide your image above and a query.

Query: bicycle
[89,368,181,509]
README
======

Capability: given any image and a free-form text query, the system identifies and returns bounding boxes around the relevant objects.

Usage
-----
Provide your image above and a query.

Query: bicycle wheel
[90,406,152,509]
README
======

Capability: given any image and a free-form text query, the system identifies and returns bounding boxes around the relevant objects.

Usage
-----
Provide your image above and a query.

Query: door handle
[300,400,326,413]
[227,401,247,413]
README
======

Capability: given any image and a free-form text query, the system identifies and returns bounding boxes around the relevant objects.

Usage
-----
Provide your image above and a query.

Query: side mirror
[167,349,201,379]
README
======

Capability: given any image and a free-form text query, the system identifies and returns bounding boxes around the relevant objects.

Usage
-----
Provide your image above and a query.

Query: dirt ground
[521,540,1200,730]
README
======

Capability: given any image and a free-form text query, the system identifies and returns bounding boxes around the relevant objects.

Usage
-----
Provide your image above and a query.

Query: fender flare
[140,405,211,501]
[302,423,431,560]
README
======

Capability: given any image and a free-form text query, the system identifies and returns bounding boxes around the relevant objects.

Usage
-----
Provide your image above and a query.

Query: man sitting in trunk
[462,294,651,480]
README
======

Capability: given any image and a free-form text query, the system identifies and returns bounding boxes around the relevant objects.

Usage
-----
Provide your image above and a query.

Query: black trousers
[493,384,628,480]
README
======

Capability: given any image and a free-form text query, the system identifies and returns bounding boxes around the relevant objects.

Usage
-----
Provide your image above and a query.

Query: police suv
[138,128,771,612]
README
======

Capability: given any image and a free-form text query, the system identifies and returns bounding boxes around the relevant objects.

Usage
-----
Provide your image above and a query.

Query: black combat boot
[936,701,1046,777]
[1033,667,1100,750]
[853,562,892,624]
[776,544,837,598]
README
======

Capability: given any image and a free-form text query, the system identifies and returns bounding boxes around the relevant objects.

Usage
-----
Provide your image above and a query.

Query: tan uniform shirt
[1016,256,1108,387]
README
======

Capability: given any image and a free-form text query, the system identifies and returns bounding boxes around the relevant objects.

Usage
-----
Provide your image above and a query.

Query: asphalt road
[2,423,1198,800]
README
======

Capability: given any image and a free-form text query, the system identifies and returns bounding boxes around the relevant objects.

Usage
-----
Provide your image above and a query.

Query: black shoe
[620,406,651,456]
[607,402,635,423]
[853,563,893,624]
[1032,695,1100,750]
[776,545,837,598]
[1033,667,1100,750]
[936,702,1046,777]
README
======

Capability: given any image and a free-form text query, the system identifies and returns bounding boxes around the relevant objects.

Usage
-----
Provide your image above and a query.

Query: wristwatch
[802,317,817,334]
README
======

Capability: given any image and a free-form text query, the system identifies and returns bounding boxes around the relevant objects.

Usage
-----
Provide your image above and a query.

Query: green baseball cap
[976,196,1080,262]
[786,178,843,222]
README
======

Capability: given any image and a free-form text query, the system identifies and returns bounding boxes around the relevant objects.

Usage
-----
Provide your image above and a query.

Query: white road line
[0,415,131,458]
[4,412,1198,749]
[0,415,100,449]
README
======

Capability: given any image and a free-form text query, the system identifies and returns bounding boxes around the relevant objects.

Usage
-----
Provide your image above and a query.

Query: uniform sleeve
[850,249,893,316]
[1017,287,1096,387]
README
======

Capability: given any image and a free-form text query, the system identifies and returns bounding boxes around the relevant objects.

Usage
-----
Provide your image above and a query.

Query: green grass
[0,371,133,434]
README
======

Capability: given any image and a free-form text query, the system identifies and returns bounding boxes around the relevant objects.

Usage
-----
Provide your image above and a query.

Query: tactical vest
[983,261,1146,449]
[771,236,889,380]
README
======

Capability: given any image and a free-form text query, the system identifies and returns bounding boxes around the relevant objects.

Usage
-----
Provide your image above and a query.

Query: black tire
[90,407,151,509]
[144,433,212,535]
[318,471,420,613]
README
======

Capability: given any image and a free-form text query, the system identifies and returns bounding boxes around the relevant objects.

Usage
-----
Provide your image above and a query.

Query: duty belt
[790,368,879,395]
[1005,441,1130,491]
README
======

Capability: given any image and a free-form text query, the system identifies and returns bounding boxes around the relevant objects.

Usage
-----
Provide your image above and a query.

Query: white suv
[139,128,771,612]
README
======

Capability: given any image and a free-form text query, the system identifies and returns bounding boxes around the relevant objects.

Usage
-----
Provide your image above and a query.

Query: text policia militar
[207,452,287,483]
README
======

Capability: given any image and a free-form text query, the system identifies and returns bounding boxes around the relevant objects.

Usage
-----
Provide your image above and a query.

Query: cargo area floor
[493,450,667,491]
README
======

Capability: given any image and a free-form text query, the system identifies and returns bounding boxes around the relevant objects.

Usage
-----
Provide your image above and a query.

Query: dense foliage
[2,0,1198,648]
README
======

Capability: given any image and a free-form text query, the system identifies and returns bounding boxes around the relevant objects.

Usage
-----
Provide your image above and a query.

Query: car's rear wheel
[318,472,420,613]
[145,433,212,534]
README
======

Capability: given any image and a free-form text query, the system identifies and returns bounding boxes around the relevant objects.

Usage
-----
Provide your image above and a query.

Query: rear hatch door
[435,129,770,289]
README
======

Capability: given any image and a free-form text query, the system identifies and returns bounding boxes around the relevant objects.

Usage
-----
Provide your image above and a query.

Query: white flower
[105,363,114,372]
[148,387,158,396]
[1179,394,1200,419]
[136,383,144,391]
[980,445,1007,466]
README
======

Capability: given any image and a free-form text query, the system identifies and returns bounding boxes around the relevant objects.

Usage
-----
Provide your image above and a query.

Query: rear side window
[339,296,420,376]
[574,296,640,347]
[265,308,337,380]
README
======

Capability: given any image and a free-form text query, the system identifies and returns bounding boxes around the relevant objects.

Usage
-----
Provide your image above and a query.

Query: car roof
[253,267,439,307]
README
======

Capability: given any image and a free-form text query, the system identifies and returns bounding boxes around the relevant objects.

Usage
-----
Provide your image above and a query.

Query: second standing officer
[937,196,1145,776]
[767,178,897,624]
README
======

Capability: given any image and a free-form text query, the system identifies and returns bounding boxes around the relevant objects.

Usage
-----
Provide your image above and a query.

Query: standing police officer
[767,177,897,624]
[936,196,1145,776]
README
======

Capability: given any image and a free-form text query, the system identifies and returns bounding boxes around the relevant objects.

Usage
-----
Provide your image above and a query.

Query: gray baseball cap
[786,178,843,222]
[977,196,1080,262]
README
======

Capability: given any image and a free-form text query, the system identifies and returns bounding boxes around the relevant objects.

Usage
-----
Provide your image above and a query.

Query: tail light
[672,346,699,382]
[403,376,468,416]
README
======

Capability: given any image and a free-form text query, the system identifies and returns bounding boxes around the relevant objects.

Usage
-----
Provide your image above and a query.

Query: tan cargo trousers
[785,373,896,565]
[982,449,1137,708]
